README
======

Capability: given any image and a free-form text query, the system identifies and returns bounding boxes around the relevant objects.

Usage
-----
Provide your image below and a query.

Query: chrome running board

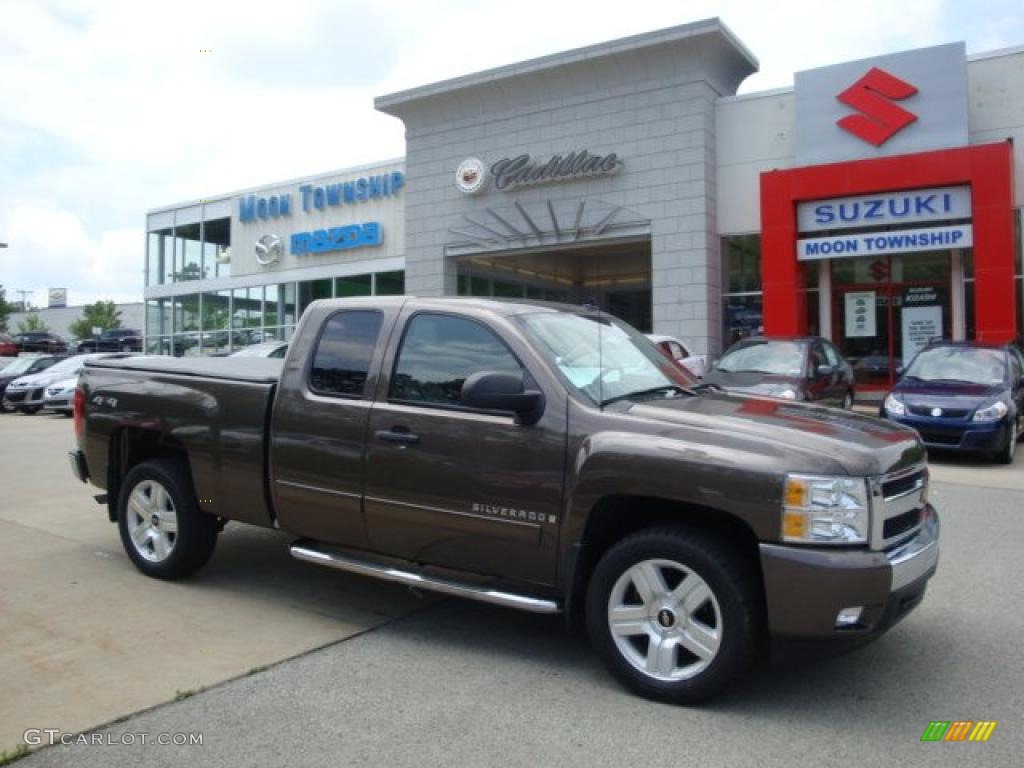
[290,542,561,615]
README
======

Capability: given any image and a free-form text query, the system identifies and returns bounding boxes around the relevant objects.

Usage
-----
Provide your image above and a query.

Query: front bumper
[887,413,1009,453]
[761,505,939,658]
[4,386,47,408]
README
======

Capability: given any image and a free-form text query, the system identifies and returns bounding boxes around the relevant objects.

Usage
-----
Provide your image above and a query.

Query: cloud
[0,0,1017,307]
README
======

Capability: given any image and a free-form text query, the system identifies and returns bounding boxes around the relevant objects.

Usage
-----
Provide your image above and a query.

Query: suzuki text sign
[795,43,967,165]
[798,186,971,233]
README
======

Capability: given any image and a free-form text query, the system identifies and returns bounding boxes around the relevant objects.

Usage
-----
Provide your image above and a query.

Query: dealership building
[144,18,1023,396]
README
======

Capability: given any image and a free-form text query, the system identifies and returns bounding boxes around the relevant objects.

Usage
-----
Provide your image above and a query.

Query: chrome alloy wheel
[125,480,179,563]
[607,559,723,682]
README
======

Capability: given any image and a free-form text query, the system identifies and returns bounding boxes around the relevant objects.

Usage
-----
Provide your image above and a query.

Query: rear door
[270,305,397,546]
[362,309,566,584]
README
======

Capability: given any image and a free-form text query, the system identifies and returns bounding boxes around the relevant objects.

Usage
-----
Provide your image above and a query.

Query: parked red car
[0,332,17,357]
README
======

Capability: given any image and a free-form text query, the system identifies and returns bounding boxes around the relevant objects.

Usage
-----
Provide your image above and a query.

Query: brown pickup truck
[69,297,939,703]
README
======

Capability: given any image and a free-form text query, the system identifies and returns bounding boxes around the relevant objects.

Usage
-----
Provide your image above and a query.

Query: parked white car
[229,341,289,359]
[646,334,708,379]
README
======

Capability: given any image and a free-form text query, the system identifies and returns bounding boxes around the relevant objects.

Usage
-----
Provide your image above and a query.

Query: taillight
[73,386,85,441]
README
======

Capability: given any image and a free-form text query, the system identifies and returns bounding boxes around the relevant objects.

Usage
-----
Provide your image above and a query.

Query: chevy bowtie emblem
[836,67,918,146]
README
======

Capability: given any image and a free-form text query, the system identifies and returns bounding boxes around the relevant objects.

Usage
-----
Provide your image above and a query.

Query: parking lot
[3,412,1022,767]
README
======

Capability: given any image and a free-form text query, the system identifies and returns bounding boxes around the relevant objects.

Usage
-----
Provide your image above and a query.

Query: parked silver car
[42,375,79,415]
[4,353,131,413]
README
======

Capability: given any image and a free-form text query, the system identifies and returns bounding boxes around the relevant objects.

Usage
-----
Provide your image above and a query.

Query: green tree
[69,300,122,340]
[17,312,48,332]
[0,285,11,332]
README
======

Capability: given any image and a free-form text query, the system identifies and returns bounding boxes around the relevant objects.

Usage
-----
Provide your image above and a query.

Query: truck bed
[80,356,283,529]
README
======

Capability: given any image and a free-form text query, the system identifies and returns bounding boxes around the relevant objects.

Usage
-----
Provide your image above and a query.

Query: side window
[309,310,383,397]
[1009,349,1023,382]
[810,345,827,371]
[391,314,523,407]
[668,342,685,359]
[822,342,840,367]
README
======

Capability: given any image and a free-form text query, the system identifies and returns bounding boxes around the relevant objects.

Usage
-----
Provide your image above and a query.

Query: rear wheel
[117,459,218,579]
[586,526,761,704]
[20,405,41,415]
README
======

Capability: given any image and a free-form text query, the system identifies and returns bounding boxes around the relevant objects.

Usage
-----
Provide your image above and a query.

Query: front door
[363,310,565,585]
[832,253,952,393]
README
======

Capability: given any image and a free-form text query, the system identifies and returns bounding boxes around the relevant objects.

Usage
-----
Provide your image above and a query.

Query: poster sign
[845,292,876,338]
[48,288,67,308]
[901,287,943,365]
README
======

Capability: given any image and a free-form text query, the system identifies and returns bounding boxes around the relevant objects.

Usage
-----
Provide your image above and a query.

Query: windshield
[2,357,42,375]
[517,312,693,405]
[905,346,1006,385]
[39,356,87,377]
[716,340,806,376]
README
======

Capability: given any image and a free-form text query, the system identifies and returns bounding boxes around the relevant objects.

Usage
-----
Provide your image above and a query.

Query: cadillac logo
[455,157,487,195]
[930,407,943,417]
[254,234,283,266]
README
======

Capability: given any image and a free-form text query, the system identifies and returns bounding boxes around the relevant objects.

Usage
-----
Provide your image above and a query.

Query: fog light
[835,606,864,628]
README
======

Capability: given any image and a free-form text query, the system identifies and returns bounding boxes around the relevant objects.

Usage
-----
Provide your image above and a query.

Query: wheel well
[567,495,765,630]
[106,428,189,522]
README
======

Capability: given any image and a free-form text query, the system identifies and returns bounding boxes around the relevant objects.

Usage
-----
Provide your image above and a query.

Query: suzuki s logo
[836,67,918,146]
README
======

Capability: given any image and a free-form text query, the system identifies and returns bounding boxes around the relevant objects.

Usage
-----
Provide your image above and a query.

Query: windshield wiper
[922,377,978,385]
[600,385,692,407]
[690,382,723,393]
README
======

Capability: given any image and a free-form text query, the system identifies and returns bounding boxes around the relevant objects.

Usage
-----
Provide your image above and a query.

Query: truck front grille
[870,464,928,551]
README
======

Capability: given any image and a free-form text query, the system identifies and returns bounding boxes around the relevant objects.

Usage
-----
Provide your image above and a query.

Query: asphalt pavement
[5,415,1023,767]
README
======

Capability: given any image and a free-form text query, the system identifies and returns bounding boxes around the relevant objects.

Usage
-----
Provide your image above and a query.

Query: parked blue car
[881,341,1024,464]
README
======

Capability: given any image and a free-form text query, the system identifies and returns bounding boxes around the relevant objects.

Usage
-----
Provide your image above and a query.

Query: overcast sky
[1,0,1022,309]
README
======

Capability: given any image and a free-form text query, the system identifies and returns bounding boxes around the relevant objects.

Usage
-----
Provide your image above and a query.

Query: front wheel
[586,526,761,704]
[995,417,1019,465]
[20,405,42,415]
[117,459,219,579]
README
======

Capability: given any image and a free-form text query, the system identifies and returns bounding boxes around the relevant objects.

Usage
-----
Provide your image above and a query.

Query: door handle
[376,428,420,446]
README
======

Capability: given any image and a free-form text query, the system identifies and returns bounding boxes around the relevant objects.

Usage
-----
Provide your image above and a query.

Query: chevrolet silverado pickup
[69,297,939,703]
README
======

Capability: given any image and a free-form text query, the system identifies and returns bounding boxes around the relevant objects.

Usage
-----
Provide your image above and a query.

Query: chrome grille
[869,464,928,551]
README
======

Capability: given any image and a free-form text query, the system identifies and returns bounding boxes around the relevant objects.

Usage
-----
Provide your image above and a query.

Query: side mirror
[895,365,905,379]
[461,371,545,425]
[815,364,834,378]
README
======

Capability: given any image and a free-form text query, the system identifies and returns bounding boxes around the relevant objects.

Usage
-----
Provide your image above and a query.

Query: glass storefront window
[299,279,332,313]
[264,283,297,341]
[335,274,371,297]
[175,223,202,282]
[147,231,172,287]
[375,270,405,296]
[722,235,761,294]
[722,294,763,348]
[200,291,230,353]
[232,287,263,330]
[172,294,201,357]
[203,218,231,279]
[145,298,171,337]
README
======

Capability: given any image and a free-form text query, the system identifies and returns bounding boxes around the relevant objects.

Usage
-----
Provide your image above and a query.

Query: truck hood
[625,391,924,477]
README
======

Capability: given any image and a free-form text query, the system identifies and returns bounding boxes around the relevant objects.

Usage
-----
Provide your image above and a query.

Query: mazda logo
[255,234,283,266]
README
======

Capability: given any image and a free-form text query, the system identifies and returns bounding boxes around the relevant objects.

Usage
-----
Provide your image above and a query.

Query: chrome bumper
[887,506,939,591]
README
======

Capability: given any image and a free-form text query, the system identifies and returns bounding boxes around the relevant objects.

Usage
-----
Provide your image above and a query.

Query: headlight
[973,401,1008,422]
[782,474,870,545]
[883,393,905,416]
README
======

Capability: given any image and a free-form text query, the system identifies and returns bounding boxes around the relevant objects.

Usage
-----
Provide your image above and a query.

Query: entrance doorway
[831,252,953,393]
[455,239,652,331]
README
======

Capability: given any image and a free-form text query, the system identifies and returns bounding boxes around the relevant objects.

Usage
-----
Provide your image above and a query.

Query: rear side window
[390,313,522,407]
[309,311,383,397]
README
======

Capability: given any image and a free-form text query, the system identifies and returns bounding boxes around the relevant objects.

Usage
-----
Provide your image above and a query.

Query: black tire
[117,459,218,579]
[995,417,1018,465]
[586,526,761,705]
[20,405,42,415]
[0,400,11,414]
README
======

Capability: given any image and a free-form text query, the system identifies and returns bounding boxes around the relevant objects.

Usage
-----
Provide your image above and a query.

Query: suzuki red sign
[836,67,918,146]
[795,43,967,164]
